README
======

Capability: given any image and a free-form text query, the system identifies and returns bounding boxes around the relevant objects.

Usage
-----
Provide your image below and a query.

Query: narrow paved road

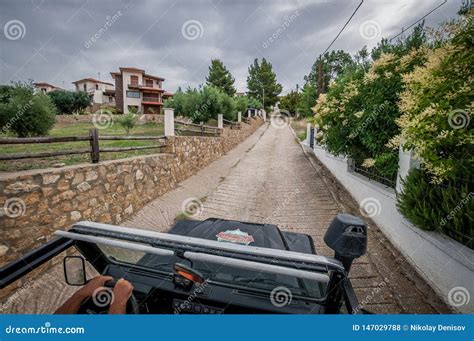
[1,122,451,314]
[128,121,451,313]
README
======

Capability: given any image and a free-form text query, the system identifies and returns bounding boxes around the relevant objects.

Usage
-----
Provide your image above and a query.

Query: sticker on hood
[216,229,255,245]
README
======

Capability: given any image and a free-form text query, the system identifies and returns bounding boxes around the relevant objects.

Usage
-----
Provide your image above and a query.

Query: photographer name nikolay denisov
[410,324,466,332]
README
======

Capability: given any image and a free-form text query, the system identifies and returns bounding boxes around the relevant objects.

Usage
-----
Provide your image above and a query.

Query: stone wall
[0,118,263,298]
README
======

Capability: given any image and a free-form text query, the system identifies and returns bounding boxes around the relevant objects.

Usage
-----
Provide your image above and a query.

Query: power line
[388,0,447,42]
[322,0,364,55]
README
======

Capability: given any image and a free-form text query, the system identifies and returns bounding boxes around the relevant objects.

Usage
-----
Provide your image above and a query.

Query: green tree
[279,90,300,115]
[305,50,354,94]
[0,83,56,137]
[246,58,282,109]
[48,90,91,114]
[118,109,137,135]
[297,83,316,117]
[206,59,236,96]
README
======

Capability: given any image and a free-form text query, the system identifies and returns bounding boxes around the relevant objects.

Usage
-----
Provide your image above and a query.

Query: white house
[34,82,62,93]
[72,78,115,105]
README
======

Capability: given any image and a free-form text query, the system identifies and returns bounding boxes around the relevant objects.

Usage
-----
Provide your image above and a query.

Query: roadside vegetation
[310,7,473,247]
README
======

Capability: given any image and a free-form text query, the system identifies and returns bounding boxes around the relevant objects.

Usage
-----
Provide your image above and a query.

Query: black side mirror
[63,256,87,286]
[324,214,367,272]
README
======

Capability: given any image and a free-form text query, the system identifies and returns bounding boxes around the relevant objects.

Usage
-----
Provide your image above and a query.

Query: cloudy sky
[0,0,463,94]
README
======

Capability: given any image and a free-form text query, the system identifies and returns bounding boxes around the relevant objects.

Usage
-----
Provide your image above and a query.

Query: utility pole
[317,55,323,98]
[262,87,265,110]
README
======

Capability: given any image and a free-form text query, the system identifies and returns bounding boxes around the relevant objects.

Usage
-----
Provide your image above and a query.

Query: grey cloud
[0,0,463,94]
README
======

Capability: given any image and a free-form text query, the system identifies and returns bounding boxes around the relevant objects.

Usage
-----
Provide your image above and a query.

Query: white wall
[307,142,474,313]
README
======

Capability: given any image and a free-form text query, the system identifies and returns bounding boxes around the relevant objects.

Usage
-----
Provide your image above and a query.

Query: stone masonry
[0,118,263,299]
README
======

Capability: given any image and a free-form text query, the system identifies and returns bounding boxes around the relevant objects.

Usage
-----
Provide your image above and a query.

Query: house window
[109,96,113,103]
[95,84,99,90]
[145,79,153,87]
[83,84,86,91]
[130,75,139,86]
[126,91,140,98]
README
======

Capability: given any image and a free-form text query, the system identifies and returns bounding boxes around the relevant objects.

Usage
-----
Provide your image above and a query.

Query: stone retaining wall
[0,118,263,298]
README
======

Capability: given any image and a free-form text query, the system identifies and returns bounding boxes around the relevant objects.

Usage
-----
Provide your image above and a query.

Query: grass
[0,122,165,172]
[290,117,309,141]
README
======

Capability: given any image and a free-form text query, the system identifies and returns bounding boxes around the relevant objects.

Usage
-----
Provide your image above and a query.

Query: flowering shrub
[313,44,427,183]
[391,13,473,183]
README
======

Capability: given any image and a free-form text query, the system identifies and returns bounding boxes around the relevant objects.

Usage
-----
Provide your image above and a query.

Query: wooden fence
[174,120,222,136]
[0,129,168,164]
[223,119,241,129]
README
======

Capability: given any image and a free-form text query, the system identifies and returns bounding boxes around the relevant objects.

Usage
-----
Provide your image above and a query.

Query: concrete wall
[0,118,263,298]
[308,142,474,313]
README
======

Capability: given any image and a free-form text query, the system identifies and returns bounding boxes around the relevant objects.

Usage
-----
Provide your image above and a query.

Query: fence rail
[174,120,222,136]
[223,119,241,129]
[0,129,168,163]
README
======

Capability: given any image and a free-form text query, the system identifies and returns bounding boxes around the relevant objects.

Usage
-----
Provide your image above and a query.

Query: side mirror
[324,214,367,272]
[63,256,87,286]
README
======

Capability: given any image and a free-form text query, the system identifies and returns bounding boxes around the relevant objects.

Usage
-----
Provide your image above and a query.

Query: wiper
[233,276,301,291]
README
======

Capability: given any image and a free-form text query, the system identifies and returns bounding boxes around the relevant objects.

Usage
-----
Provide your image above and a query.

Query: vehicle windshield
[97,243,328,300]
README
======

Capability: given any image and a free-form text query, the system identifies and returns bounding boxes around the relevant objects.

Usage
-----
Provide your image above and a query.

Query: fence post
[396,145,419,193]
[262,109,267,122]
[237,111,242,123]
[89,128,99,163]
[247,109,251,118]
[218,114,223,129]
[305,123,312,145]
[164,108,175,136]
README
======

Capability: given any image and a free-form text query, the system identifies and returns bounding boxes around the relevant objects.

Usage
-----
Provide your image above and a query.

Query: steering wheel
[77,280,140,314]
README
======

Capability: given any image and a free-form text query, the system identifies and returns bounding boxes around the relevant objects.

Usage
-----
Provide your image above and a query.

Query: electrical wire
[321,0,364,56]
[388,0,447,42]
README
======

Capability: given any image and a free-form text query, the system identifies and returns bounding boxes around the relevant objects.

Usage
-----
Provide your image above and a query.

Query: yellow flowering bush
[394,13,473,183]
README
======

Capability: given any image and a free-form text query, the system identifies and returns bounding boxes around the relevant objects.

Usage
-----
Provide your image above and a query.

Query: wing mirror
[63,256,87,286]
[324,213,367,272]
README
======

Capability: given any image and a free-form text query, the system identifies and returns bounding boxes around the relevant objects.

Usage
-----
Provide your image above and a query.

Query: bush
[118,112,136,135]
[393,12,473,183]
[397,168,473,248]
[48,90,91,114]
[0,83,56,137]
[165,86,241,123]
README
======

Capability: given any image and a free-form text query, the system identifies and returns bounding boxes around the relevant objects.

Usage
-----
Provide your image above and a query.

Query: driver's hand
[108,279,134,314]
[76,275,112,300]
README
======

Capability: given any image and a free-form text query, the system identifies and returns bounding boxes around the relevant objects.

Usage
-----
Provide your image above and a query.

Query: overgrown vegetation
[310,8,473,247]
[48,90,91,114]
[0,81,56,137]
[397,169,473,248]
